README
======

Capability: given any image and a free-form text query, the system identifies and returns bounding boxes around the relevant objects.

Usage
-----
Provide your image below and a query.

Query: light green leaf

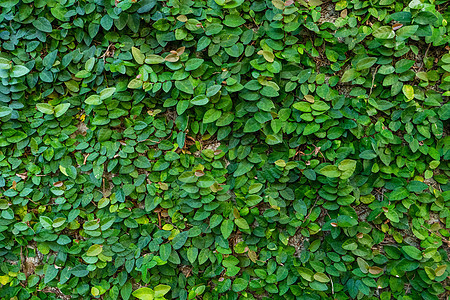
[145,54,165,64]
[319,165,340,178]
[54,103,70,118]
[154,285,171,298]
[11,65,30,77]
[100,87,116,100]
[132,287,155,300]
[36,103,54,114]
[356,57,377,71]
[341,68,359,82]
[132,47,145,64]
[33,17,53,33]
[86,244,103,256]
[234,218,249,230]
[0,106,12,117]
[373,26,395,39]
[85,95,102,105]
[203,108,222,123]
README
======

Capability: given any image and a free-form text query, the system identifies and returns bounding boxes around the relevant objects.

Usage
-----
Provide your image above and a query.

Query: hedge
[0,0,449,299]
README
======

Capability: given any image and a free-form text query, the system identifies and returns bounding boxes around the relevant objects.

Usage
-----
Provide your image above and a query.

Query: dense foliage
[0,0,449,299]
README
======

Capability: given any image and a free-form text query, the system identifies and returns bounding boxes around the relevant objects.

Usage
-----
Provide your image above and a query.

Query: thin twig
[421,225,450,246]
[418,43,432,72]
[305,197,320,220]
[368,65,380,99]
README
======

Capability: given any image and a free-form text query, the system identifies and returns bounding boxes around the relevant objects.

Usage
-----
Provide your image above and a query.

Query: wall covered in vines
[0,0,449,299]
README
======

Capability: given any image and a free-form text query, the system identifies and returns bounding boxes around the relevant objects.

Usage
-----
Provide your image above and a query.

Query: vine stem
[368,65,380,99]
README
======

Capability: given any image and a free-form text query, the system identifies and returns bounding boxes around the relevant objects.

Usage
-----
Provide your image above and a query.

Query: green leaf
[320,165,340,178]
[221,219,234,239]
[341,69,359,82]
[85,57,95,72]
[190,95,209,106]
[406,181,428,193]
[338,159,357,179]
[100,14,113,30]
[303,123,319,135]
[359,150,377,160]
[402,245,422,260]
[292,102,311,112]
[128,79,143,89]
[75,70,91,78]
[311,101,330,111]
[395,59,415,73]
[10,65,30,77]
[71,265,89,277]
[154,285,171,298]
[234,218,249,230]
[100,87,116,100]
[356,57,377,71]
[373,26,395,39]
[206,85,221,97]
[224,14,246,27]
[197,36,211,51]
[0,106,12,118]
[0,57,11,69]
[338,159,356,171]
[132,47,145,64]
[234,160,253,177]
[145,55,165,64]
[33,17,53,33]
[244,118,260,132]
[203,108,222,123]
[175,79,194,94]
[396,25,418,40]
[85,95,102,105]
[298,267,314,281]
[438,103,450,120]
[389,188,409,200]
[132,287,155,300]
[54,103,70,118]
[44,265,58,284]
[172,231,189,250]
[336,215,358,227]
[40,216,53,229]
[232,278,248,292]
[36,103,54,115]
[187,247,198,264]
[185,58,204,71]
[314,272,330,283]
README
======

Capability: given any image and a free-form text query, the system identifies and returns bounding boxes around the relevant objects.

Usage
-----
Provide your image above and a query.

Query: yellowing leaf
[257,50,274,62]
[131,47,145,64]
[86,244,103,256]
[368,266,384,275]
[0,275,10,285]
[162,224,174,231]
[402,84,414,101]
[304,95,315,103]
[435,265,447,277]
